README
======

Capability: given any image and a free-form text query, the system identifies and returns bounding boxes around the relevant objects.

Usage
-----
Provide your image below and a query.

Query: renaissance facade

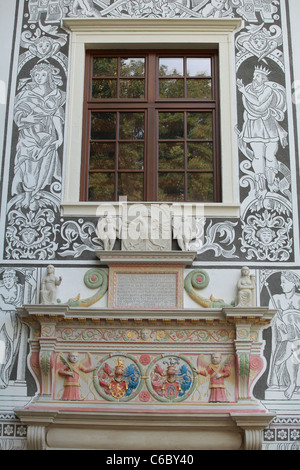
[0,0,299,450]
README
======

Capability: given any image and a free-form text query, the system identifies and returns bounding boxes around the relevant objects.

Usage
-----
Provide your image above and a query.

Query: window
[61,18,241,217]
[81,51,220,203]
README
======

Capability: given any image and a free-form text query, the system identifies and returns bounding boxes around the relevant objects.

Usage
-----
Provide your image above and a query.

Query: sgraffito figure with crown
[236,64,287,199]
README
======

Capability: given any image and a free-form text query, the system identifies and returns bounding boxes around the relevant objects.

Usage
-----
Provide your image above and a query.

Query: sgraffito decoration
[0,268,36,390]
[260,270,300,401]
[234,6,293,262]
[2,0,295,263]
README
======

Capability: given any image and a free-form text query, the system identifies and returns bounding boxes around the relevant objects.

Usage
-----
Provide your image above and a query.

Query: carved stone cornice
[16,408,275,451]
[19,305,276,327]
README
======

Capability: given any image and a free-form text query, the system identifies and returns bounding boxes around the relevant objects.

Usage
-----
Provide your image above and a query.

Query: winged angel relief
[195,354,235,402]
[57,352,93,400]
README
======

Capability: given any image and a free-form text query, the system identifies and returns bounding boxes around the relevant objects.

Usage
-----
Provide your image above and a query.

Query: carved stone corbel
[27,425,46,450]
[233,415,275,450]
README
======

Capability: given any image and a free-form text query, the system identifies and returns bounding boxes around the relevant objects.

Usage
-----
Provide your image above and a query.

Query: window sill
[60,201,240,218]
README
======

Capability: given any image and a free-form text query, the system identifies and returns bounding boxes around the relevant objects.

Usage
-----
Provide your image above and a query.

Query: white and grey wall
[0,0,299,450]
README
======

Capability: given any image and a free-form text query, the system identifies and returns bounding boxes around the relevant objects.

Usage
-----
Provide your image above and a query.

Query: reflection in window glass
[187,173,214,202]
[159,58,184,76]
[91,113,116,140]
[187,112,213,140]
[119,113,144,140]
[88,173,115,201]
[90,142,115,170]
[186,58,211,77]
[120,58,145,77]
[187,79,212,99]
[118,173,144,200]
[84,52,218,202]
[93,57,117,76]
[159,142,185,170]
[158,173,185,201]
[92,79,117,99]
[159,112,184,139]
[119,143,144,170]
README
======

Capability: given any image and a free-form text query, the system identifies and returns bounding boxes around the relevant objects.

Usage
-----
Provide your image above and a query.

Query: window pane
[158,173,184,201]
[119,113,144,140]
[187,112,212,140]
[118,173,144,200]
[120,58,145,77]
[159,142,185,169]
[92,79,117,98]
[187,142,213,170]
[120,79,145,99]
[187,79,212,99]
[159,79,184,98]
[159,58,183,76]
[119,143,144,170]
[91,113,116,140]
[186,58,211,77]
[187,173,214,201]
[90,143,115,170]
[93,57,117,77]
[159,112,184,140]
[88,173,115,201]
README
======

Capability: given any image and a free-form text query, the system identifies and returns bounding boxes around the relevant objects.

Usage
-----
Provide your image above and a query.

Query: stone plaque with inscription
[108,267,183,309]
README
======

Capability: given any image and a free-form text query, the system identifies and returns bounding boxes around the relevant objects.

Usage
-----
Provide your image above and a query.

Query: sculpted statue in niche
[40,265,62,304]
[236,267,256,307]
[197,353,232,403]
[57,352,93,401]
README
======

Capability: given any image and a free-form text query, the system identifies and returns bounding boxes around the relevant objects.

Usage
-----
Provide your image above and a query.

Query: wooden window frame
[81,50,221,203]
[61,18,242,218]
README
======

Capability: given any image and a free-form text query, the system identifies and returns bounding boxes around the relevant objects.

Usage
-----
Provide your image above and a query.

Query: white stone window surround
[61,18,242,218]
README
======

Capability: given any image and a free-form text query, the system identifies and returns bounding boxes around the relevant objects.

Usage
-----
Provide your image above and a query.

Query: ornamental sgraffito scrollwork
[4,0,296,264]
